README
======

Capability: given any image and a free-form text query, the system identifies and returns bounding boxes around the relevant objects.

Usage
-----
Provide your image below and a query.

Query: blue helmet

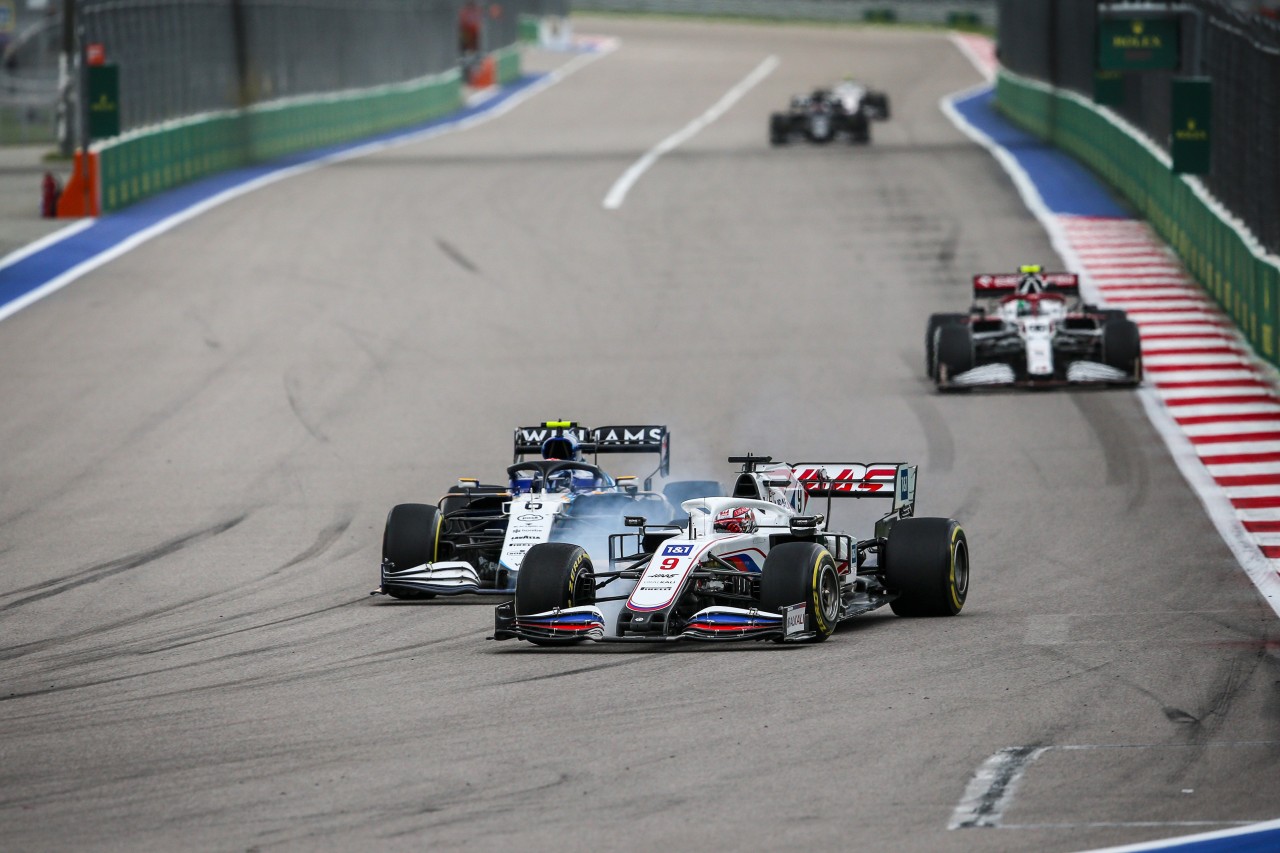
[541,434,580,461]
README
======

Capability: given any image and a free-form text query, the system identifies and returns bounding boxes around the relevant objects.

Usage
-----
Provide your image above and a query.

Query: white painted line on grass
[602,55,778,211]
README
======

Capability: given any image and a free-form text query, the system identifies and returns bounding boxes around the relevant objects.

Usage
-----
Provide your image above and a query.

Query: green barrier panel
[519,14,540,43]
[97,70,463,214]
[493,44,522,85]
[996,70,1280,366]
[864,9,897,23]
[946,12,983,29]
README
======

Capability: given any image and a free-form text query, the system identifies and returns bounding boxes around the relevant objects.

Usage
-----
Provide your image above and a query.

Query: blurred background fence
[0,0,539,145]
[997,0,1280,257]
[569,0,993,25]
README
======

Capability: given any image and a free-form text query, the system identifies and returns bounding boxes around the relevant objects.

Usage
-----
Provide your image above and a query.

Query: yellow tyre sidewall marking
[431,513,443,564]
[948,524,965,612]
[810,550,833,635]
[567,549,586,604]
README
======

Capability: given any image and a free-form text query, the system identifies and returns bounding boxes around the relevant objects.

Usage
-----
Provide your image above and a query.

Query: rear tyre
[849,115,871,144]
[883,517,968,616]
[1102,318,1142,381]
[514,543,595,646]
[926,313,967,378]
[935,323,975,389]
[382,504,442,600]
[759,542,842,642]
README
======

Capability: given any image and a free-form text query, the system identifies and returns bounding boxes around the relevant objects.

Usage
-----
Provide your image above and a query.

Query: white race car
[377,422,719,600]
[832,79,891,119]
[927,265,1142,390]
[492,454,969,645]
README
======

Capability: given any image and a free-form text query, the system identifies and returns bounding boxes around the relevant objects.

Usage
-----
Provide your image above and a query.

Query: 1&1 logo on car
[663,544,694,556]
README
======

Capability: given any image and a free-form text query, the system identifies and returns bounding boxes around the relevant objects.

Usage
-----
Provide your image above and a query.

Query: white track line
[602,55,778,210]
[948,747,1049,829]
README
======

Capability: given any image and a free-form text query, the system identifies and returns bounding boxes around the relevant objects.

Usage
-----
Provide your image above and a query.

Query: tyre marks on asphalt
[0,514,248,612]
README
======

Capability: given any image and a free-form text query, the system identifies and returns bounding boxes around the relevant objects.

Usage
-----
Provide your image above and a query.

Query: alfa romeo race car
[927,265,1142,390]
[832,79,891,120]
[769,88,871,145]
[493,454,969,645]
[376,422,720,600]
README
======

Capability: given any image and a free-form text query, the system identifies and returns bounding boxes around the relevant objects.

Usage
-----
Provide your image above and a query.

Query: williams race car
[493,454,968,645]
[376,422,719,600]
[927,265,1142,390]
[769,88,871,145]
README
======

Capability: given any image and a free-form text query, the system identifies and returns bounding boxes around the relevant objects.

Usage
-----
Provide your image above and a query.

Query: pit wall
[996,68,1280,365]
[94,45,523,214]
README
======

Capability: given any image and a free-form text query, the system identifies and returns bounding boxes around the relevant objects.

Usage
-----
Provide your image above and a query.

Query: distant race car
[832,79,891,120]
[927,265,1142,390]
[376,422,721,600]
[493,454,969,645]
[770,87,870,145]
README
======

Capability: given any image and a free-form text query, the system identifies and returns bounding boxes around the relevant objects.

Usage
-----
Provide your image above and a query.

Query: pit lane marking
[602,54,778,210]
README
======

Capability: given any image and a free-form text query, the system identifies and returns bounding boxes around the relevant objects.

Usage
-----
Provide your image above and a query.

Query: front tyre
[1102,317,1142,382]
[926,313,967,378]
[935,323,975,389]
[760,542,842,642]
[883,517,968,616]
[382,504,442,600]
[514,543,595,646]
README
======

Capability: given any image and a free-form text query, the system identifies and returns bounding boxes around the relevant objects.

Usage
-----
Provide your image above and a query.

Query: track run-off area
[1,17,1277,853]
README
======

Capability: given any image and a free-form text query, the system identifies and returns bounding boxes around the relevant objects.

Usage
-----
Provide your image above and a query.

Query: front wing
[492,603,817,643]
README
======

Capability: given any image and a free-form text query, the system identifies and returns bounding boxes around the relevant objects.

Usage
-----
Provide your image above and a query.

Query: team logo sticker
[663,543,694,556]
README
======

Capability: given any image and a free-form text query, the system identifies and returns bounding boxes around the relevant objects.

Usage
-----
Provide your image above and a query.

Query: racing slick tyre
[382,504,441,600]
[848,115,871,144]
[883,517,968,617]
[868,94,891,119]
[934,323,975,389]
[925,313,967,378]
[759,542,842,643]
[514,543,596,646]
[769,114,789,146]
[1102,317,1142,382]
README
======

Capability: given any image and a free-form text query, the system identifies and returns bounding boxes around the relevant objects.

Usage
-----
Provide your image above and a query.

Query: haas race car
[927,265,1142,390]
[770,87,871,145]
[376,422,720,600]
[493,454,969,645]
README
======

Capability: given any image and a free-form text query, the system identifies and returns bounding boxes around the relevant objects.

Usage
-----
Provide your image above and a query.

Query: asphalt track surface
[2,17,1278,853]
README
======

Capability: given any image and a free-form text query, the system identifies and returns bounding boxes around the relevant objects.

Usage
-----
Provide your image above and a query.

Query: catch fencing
[995,0,1280,366]
[568,0,994,26]
[997,0,1280,257]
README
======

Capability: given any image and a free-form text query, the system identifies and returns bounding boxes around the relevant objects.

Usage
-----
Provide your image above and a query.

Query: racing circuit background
[2,2,1280,852]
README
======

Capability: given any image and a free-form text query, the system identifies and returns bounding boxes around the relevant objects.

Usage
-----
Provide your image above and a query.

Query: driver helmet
[1017,264,1046,295]
[541,434,580,461]
[714,506,758,534]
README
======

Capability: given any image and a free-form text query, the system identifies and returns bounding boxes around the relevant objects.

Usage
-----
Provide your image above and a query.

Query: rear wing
[513,422,671,483]
[792,463,917,513]
[973,272,1079,298]
[513,422,592,460]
